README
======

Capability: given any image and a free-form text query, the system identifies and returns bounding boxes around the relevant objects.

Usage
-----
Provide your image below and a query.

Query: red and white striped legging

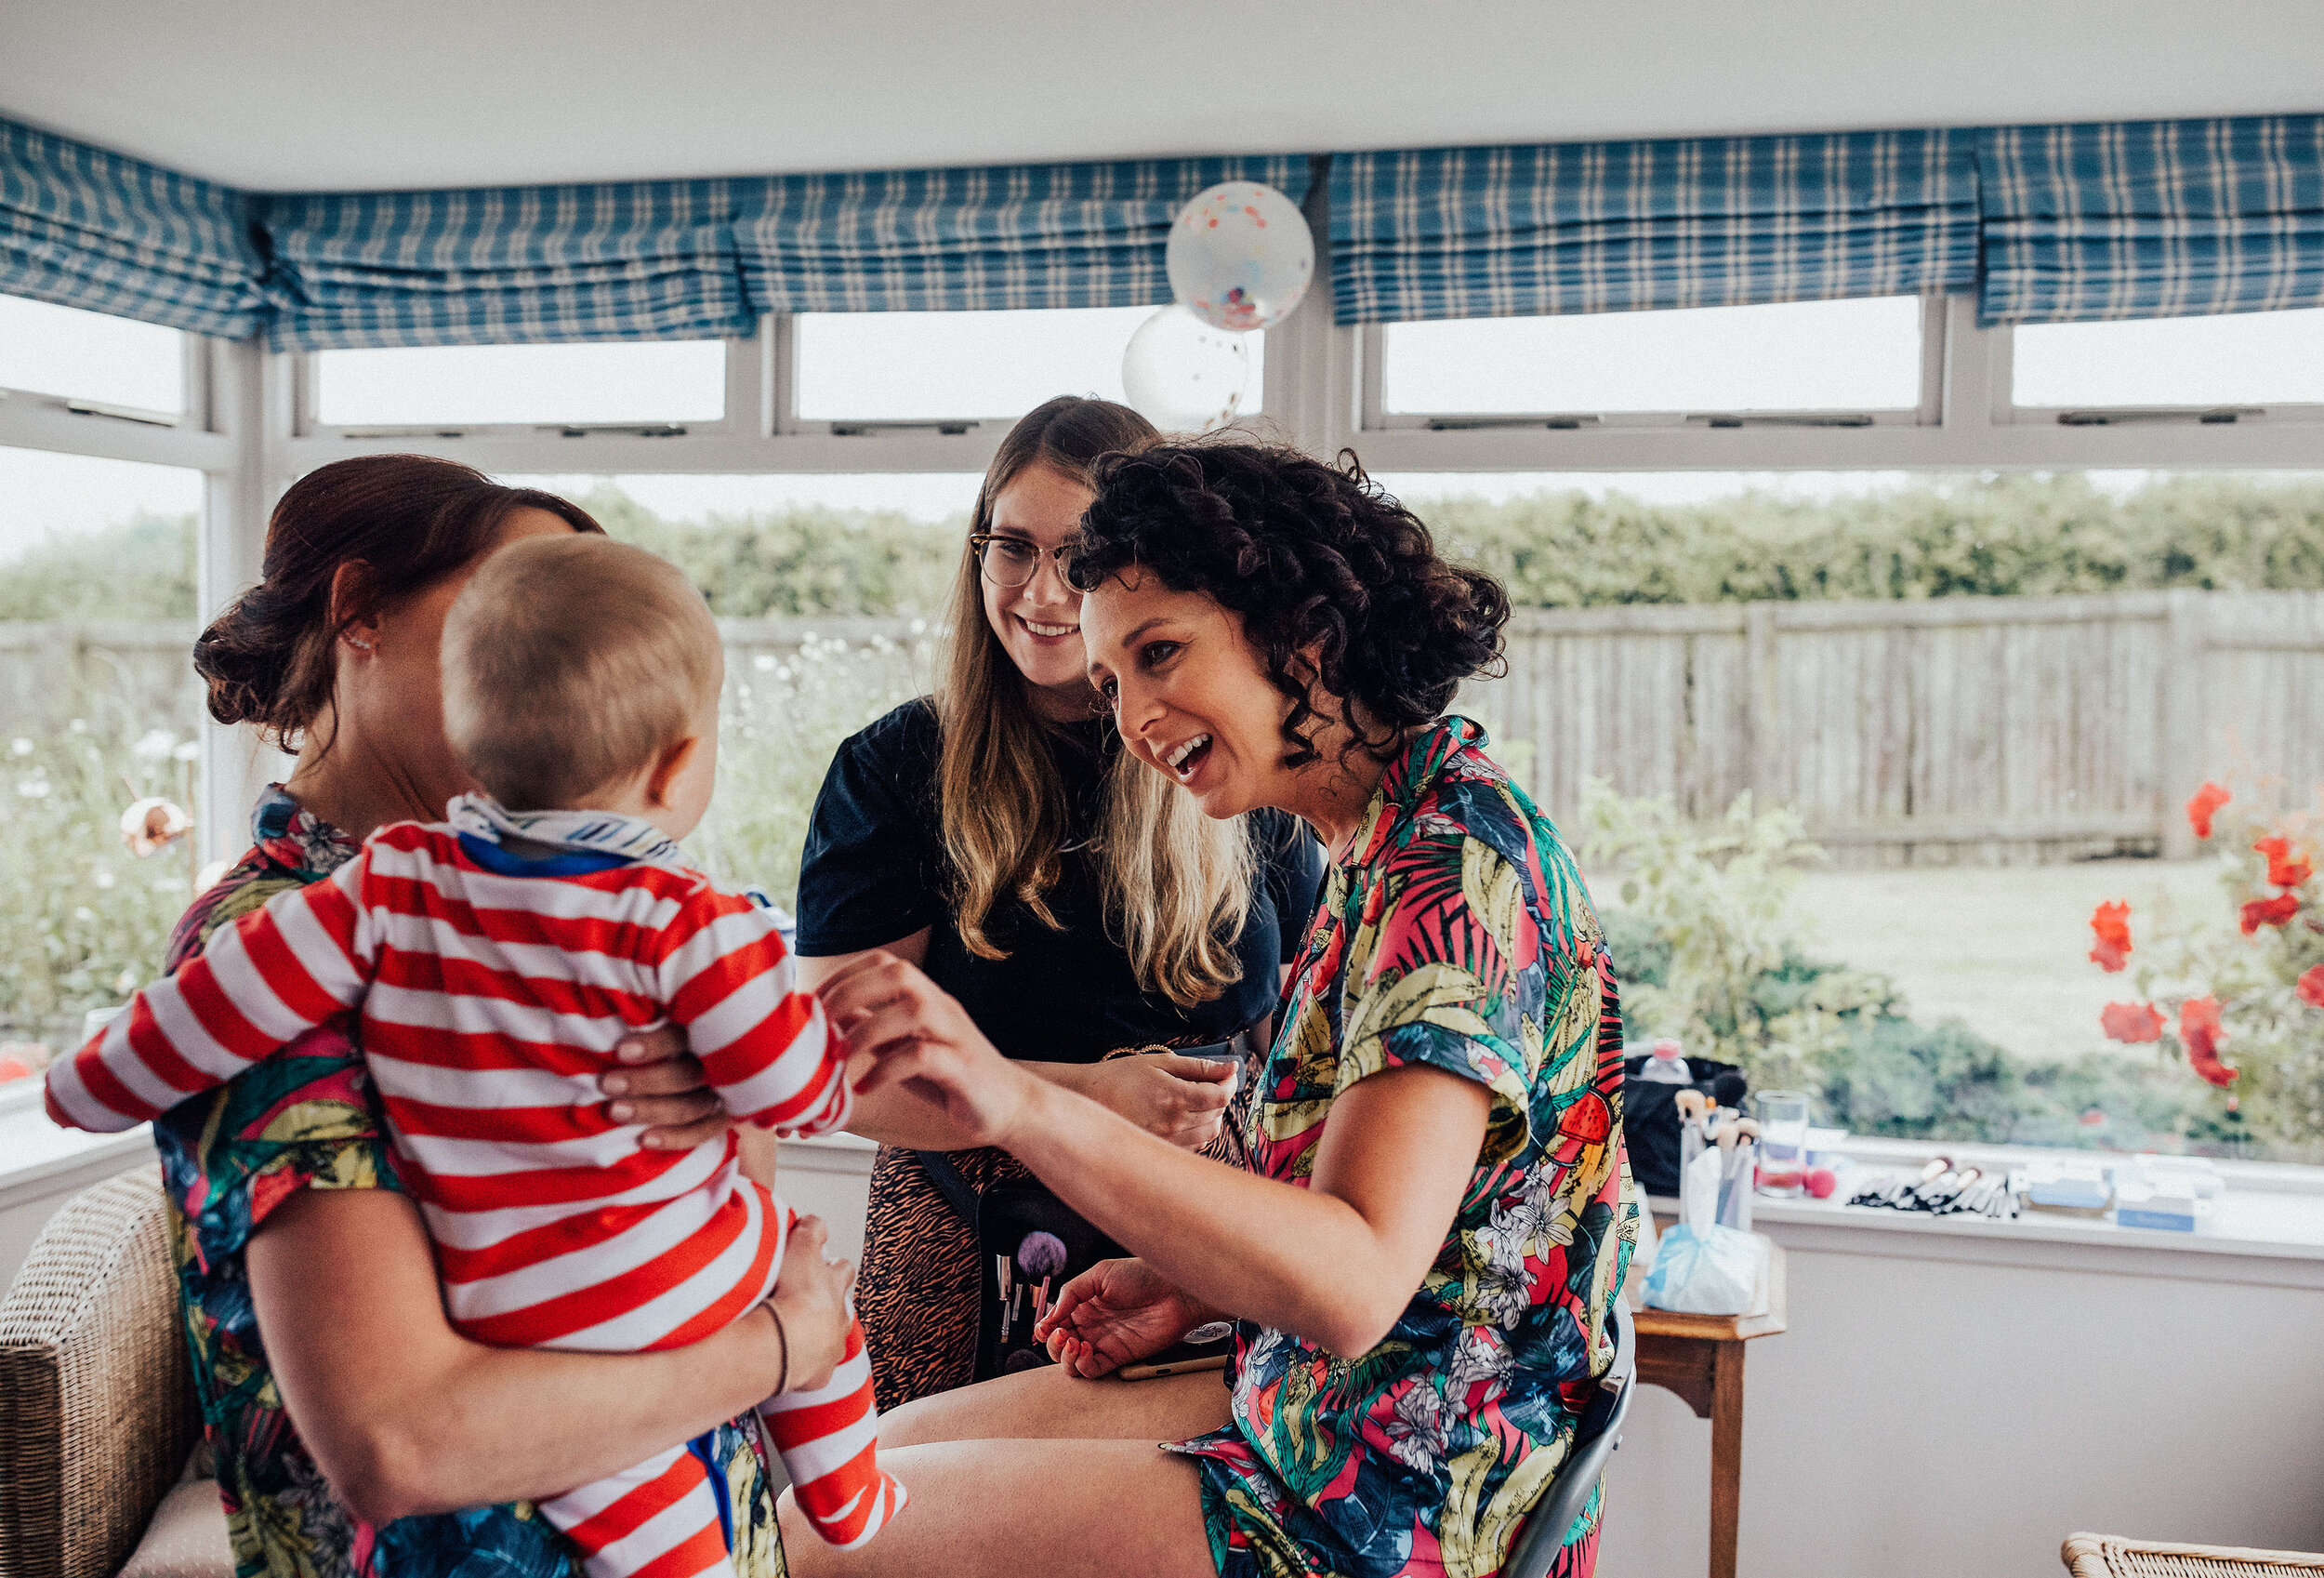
[543,1208,904,1576]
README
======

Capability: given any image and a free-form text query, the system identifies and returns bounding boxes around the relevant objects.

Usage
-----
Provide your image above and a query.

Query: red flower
[2255,835,2315,890]
[2241,894,2301,934]
[2298,964,2324,1009]
[2100,1001,2165,1042]
[2186,782,2232,840]
[2088,901,2133,972]
[2179,996,2238,1087]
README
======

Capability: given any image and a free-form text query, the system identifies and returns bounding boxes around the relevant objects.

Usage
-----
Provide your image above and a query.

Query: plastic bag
[1641,1223,1763,1314]
[1643,1146,1766,1315]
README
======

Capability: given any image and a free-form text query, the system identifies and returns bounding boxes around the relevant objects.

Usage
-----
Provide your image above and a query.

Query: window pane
[2012,308,2324,407]
[0,296,185,414]
[1380,468,2324,1163]
[793,308,1264,421]
[0,446,206,1074]
[1382,296,1922,415]
[314,340,728,427]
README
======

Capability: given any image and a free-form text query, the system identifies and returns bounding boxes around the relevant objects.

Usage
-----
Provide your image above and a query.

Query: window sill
[1651,1137,2324,1291]
[0,1099,156,1209]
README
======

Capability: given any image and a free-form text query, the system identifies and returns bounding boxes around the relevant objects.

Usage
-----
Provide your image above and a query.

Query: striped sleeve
[654,889,852,1136]
[46,852,379,1133]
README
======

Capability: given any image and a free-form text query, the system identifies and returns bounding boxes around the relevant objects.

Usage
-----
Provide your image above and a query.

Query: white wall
[1601,1236,2324,1576]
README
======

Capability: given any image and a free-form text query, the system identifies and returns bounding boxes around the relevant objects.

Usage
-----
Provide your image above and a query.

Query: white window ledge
[1653,1135,2324,1292]
[0,1089,157,1197]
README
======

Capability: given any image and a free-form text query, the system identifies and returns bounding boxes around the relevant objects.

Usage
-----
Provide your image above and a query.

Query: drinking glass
[1754,1090,1812,1197]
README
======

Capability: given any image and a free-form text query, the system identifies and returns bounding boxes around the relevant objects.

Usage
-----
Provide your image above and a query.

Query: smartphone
[1116,1319,1235,1383]
[1118,1353,1229,1382]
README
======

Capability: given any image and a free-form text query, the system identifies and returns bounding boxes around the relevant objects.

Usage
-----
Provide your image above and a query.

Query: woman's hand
[768,1215,856,1394]
[1035,1257,1213,1379]
[1065,1054,1235,1149]
[600,1027,731,1150]
[816,951,1045,1149]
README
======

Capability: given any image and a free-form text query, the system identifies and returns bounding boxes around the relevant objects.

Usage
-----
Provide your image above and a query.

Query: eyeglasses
[971,533,1077,590]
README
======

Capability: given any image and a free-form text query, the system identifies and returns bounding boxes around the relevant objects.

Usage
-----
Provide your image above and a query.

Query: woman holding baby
[802,441,1637,1578]
[149,456,854,1576]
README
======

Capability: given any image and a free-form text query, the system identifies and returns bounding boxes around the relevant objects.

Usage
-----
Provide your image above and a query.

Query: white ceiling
[2,0,2319,193]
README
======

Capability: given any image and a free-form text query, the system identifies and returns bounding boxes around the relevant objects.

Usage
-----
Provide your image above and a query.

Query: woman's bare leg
[779,1439,1217,1578]
[880,1365,1230,1447]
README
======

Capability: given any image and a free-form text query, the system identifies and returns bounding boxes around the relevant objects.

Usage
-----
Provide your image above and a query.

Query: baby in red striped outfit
[47,534,905,1575]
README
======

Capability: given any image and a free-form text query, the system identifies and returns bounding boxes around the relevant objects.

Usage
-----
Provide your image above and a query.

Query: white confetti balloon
[1166,180,1314,333]
[1120,305,1250,433]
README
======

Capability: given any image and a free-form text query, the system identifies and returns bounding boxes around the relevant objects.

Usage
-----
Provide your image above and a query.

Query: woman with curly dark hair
[802,443,1638,1578]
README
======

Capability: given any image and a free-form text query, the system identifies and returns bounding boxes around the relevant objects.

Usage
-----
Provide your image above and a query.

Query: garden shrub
[0,712,200,1042]
[1581,780,2254,1156]
[2081,782,2324,1160]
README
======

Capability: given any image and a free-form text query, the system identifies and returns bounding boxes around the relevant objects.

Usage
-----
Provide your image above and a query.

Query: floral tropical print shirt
[1169,719,1637,1578]
[152,784,786,1578]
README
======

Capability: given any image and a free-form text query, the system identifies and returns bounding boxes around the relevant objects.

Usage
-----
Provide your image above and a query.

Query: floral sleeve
[1331,783,1606,1171]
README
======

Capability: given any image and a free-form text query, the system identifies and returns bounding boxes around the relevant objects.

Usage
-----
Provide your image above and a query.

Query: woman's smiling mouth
[1162,733,1213,783]
[1016,615,1080,641]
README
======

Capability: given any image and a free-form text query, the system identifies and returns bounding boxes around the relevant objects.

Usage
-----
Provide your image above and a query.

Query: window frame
[1358,291,1948,434]
[0,329,221,461]
[0,301,213,431]
[1335,295,2324,474]
[253,289,2324,497]
[1999,308,2324,430]
[293,330,761,444]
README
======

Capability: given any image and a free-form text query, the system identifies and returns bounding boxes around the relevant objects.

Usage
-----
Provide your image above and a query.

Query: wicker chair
[2065,1534,2324,1577]
[0,1165,205,1578]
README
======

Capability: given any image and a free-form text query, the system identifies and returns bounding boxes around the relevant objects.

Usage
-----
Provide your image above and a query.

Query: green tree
[581,485,965,618]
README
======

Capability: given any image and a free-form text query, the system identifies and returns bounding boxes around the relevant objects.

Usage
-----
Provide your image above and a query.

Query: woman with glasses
[795,441,1633,1578]
[794,396,1325,1410]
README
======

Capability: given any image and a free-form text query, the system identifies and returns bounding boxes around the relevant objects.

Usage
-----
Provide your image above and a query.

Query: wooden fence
[7,590,2319,866]
[1459,589,2324,863]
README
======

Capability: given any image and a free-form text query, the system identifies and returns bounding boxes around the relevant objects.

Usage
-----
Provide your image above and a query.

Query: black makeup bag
[914,1031,1253,1381]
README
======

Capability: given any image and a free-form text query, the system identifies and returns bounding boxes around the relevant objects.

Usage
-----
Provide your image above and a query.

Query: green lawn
[1792,857,2226,1063]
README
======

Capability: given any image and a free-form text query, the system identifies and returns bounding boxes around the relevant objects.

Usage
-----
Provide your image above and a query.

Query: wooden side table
[1632,1240,1788,1578]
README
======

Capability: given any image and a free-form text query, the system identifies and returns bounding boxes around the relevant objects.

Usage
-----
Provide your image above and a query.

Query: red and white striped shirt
[47,819,850,1353]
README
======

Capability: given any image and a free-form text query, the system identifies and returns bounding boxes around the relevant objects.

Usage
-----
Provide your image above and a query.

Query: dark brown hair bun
[193,455,601,749]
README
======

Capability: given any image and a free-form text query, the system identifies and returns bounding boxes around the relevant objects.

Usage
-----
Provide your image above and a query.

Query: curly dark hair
[1071,442,1508,767]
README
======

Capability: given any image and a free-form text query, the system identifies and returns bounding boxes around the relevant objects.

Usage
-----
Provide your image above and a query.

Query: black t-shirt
[797,699,1325,1064]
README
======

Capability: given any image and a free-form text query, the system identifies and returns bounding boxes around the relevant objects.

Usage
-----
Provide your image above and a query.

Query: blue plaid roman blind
[0,119,266,338]
[1330,130,1979,325]
[733,154,1314,314]
[1976,115,2324,325]
[258,179,758,350]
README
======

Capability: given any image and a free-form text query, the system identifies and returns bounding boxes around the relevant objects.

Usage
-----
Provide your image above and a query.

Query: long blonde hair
[936,396,1256,1010]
